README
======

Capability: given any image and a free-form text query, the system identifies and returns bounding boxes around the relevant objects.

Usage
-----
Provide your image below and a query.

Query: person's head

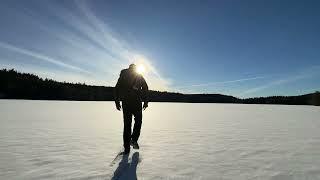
[129,64,137,72]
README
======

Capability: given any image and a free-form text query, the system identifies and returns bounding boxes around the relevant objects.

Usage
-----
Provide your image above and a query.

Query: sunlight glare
[136,64,146,74]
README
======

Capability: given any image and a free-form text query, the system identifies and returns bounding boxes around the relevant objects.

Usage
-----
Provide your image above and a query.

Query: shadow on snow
[111,152,140,180]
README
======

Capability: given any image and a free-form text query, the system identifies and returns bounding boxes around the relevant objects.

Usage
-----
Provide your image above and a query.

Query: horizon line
[1,68,318,99]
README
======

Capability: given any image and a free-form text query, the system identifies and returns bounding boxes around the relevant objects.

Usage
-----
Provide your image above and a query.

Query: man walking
[114,64,149,154]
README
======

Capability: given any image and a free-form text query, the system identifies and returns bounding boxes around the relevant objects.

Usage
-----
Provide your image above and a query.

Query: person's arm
[140,76,149,110]
[114,71,123,111]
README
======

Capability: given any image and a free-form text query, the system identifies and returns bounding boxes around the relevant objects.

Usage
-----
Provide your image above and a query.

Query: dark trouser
[122,104,142,150]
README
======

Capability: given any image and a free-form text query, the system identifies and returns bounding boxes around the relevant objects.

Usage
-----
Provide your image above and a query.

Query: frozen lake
[0,100,320,180]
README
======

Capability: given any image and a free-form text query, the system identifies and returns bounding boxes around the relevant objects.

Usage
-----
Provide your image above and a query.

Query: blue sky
[0,0,319,97]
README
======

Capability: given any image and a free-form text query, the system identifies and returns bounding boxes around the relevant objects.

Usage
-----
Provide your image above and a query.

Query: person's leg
[123,108,132,152]
[131,110,142,142]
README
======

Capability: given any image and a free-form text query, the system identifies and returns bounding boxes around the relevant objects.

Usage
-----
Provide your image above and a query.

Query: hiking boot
[130,140,139,149]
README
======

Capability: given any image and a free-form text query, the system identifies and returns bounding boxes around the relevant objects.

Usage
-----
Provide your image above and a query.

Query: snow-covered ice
[0,100,320,180]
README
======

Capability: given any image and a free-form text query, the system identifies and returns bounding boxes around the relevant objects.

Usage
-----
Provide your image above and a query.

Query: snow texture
[0,100,320,180]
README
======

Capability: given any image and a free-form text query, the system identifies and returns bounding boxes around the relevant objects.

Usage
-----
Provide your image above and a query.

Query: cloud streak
[70,0,170,89]
[190,76,267,87]
[0,41,89,73]
[241,65,320,96]
[0,0,170,89]
[175,76,268,91]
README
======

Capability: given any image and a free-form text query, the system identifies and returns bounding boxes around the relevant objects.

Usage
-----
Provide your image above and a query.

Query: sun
[136,64,146,74]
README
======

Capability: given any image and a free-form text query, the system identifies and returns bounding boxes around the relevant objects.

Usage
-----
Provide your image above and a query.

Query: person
[114,64,149,154]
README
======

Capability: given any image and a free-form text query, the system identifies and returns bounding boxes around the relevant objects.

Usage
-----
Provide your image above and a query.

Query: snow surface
[0,100,320,180]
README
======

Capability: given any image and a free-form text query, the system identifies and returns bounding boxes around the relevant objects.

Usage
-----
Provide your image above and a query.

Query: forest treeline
[0,69,319,106]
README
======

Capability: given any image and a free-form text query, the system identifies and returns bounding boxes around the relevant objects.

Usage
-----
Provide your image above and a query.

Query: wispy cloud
[190,76,267,87]
[241,65,320,96]
[0,0,170,89]
[174,76,268,92]
[74,1,171,89]
[0,41,89,74]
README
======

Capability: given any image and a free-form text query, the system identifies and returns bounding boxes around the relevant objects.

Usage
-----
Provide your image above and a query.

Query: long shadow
[111,152,140,180]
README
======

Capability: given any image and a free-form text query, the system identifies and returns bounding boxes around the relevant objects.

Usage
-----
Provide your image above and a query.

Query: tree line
[0,69,319,106]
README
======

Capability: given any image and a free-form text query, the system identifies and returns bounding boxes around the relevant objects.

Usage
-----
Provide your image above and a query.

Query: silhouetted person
[114,64,148,154]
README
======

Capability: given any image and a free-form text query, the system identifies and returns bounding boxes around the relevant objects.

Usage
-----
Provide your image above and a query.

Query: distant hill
[0,69,319,106]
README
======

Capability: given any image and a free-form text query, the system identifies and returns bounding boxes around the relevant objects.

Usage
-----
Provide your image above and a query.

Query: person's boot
[130,140,140,149]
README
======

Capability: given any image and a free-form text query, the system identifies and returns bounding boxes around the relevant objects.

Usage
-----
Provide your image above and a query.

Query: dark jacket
[114,68,148,110]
